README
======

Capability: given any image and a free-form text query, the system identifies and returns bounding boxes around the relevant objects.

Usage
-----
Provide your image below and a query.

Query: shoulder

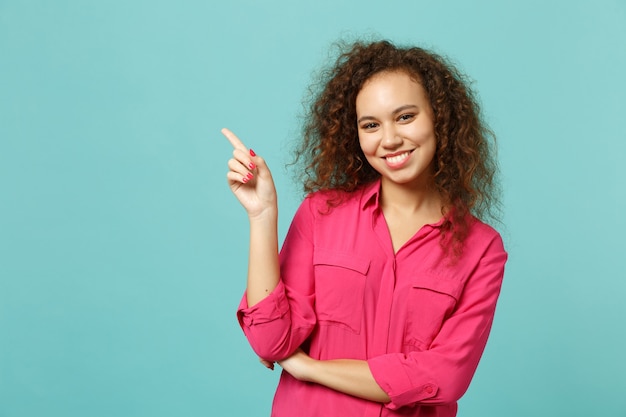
[303,187,366,215]
[466,217,507,256]
[436,217,507,284]
[468,217,502,240]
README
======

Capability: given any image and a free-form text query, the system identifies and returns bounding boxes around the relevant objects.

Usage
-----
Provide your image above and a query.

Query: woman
[223,40,507,417]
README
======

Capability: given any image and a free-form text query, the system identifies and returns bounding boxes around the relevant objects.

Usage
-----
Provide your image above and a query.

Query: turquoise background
[2,0,625,416]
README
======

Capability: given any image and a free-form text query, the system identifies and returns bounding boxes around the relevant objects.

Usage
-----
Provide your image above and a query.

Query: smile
[384,150,413,168]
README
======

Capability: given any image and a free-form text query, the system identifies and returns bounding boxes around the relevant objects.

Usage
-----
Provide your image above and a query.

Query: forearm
[280,351,390,403]
[310,359,390,403]
[246,208,280,307]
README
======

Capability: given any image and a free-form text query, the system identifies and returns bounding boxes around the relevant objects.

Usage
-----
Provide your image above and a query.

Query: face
[356,70,437,190]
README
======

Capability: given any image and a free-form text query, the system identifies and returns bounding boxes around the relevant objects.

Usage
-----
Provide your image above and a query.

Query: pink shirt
[237,180,507,417]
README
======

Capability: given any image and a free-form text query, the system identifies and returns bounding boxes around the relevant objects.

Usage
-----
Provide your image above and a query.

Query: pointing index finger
[221,128,247,151]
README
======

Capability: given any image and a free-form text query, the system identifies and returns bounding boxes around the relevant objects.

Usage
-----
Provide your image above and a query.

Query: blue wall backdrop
[1,1,625,416]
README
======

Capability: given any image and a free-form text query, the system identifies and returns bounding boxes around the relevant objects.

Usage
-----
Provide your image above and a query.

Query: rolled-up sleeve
[368,236,507,409]
[237,197,317,362]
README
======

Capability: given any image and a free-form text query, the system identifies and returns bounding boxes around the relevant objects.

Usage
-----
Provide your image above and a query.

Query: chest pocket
[313,248,370,334]
[405,273,463,349]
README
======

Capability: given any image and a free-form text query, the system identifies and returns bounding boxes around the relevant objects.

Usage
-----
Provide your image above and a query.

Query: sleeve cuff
[237,280,289,328]
[368,354,438,410]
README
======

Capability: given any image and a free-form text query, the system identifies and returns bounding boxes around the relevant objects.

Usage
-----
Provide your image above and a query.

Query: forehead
[363,69,422,88]
[356,70,428,110]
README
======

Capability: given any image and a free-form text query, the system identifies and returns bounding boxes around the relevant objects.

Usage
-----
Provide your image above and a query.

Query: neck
[379,177,443,218]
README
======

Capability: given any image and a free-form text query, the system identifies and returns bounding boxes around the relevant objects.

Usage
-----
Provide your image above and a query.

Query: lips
[384,150,413,167]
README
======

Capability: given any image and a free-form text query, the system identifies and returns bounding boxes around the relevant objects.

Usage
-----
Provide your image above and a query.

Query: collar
[359,178,446,229]
[360,179,382,211]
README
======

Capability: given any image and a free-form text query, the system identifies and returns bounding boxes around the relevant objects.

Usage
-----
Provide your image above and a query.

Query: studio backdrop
[1,1,625,416]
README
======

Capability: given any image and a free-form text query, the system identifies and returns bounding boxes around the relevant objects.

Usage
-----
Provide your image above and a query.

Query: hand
[278,348,315,382]
[222,128,277,219]
[259,357,275,371]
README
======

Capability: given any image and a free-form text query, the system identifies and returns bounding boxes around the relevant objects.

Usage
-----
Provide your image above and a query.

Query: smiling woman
[356,71,441,250]
[223,40,507,417]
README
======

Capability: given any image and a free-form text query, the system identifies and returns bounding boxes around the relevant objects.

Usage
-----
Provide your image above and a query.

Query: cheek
[358,136,377,156]
[424,141,438,168]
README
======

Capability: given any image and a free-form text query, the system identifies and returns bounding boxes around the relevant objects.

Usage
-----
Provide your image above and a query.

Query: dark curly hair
[294,40,501,258]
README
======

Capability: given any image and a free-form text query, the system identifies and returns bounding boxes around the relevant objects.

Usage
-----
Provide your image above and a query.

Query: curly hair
[294,40,501,258]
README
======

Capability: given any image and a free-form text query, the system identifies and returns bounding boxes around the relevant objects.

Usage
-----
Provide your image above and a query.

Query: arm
[367,236,508,408]
[247,210,279,307]
[223,128,279,307]
[278,349,390,403]
[280,235,507,408]
[224,128,317,361]
[236,199,317,361]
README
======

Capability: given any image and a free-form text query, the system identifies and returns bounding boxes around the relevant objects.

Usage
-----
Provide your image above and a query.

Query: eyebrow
[357,104,419,124]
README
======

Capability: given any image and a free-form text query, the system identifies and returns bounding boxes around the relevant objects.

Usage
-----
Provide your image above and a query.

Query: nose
[381,126,402,149]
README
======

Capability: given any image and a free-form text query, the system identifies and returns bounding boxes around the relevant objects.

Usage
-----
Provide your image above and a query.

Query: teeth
[386,151,410,164]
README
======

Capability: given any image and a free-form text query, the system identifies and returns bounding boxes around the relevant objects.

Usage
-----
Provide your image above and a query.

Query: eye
[398,113,415,122]
[360,122,379,130]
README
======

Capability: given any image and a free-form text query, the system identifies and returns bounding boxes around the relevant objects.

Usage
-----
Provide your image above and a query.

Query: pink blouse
[237,180,507,417]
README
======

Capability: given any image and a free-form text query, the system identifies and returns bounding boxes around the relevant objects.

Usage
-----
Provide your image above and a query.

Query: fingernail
[249,149,256,157]
[242,176,249,183]
[248,162,256,170]
[246,172,253,180]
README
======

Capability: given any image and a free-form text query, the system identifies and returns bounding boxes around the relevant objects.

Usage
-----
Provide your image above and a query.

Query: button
[425,386,434,394]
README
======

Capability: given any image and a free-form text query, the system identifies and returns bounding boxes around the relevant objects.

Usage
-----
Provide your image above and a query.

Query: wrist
[302,356,320,383]
[248,206,278,224]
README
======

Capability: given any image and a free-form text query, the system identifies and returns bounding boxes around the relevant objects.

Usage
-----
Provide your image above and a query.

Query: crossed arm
[277,349,390,403]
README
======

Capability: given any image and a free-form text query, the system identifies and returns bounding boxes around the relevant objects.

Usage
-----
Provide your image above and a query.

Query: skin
[223,70,443,403]
[223,128,280,308]
[357,71,437,191]
[356,70,443,252]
